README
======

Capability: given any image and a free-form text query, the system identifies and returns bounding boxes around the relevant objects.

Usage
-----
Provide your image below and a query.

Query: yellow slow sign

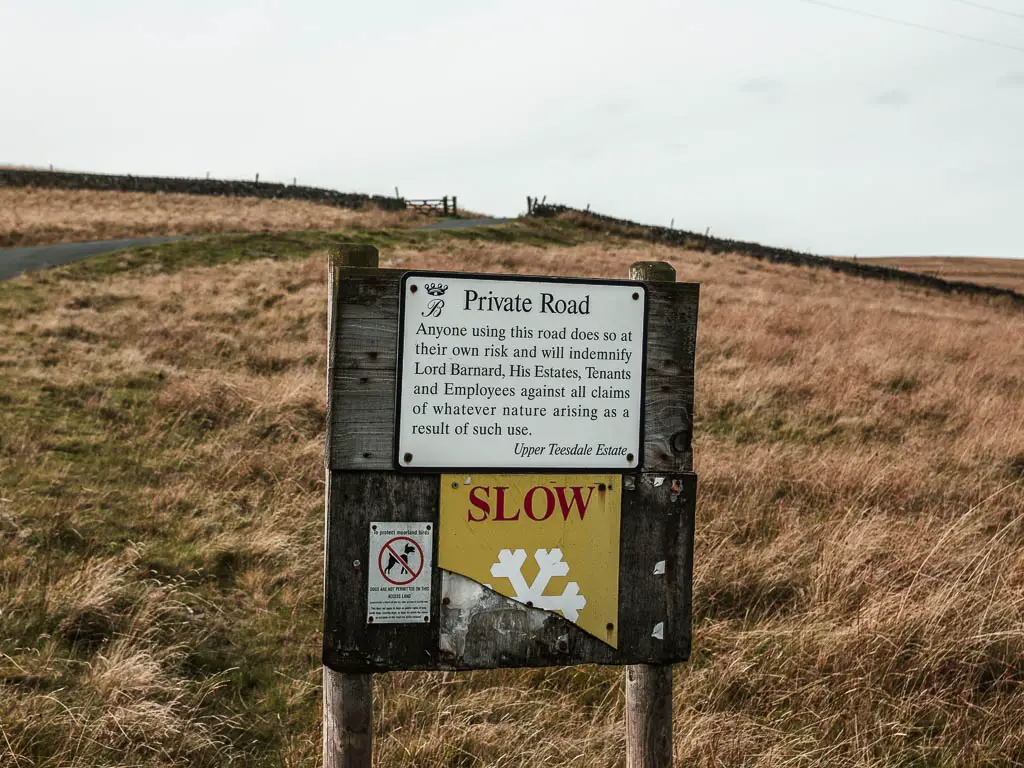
[439,474,621,647]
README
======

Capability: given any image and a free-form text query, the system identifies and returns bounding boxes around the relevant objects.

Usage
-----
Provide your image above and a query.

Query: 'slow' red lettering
[524,486,555,521]
[468,486,490,521]
[493,487,518,520]
[554,486,594,521]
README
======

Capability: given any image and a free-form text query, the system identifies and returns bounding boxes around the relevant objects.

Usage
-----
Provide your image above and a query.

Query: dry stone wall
[531,203,1023,306]
[0,169,406,211]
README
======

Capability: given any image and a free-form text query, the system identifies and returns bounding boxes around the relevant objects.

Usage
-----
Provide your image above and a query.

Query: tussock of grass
[0,222,1022,765]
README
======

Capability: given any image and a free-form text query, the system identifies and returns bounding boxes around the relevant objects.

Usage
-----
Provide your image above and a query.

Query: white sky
[2,0,1023,257]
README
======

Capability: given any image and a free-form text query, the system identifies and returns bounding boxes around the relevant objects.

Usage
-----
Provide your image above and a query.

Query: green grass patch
[0,219,598,299]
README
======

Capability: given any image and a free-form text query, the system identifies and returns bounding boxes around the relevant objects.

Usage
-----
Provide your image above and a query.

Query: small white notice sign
[396,273,647,469]
[367,521,433,624]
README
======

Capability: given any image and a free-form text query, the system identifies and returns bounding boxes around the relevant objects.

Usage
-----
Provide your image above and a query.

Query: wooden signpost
[324,246,698,767]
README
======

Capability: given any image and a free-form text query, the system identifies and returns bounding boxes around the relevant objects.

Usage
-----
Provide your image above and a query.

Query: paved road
[0,218,514,280]
[0,236,182,281]
[416,217,512,231]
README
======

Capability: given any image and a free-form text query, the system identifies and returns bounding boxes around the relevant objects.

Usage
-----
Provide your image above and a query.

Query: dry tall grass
[0,187,426,248]
[1,225,1021,766]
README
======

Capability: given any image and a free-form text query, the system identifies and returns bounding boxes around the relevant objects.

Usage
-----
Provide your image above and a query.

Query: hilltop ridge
[530,202,1024,306]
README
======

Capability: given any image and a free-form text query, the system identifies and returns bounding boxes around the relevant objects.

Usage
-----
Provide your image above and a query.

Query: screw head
[403,452,413,463]
[410,284,418,293]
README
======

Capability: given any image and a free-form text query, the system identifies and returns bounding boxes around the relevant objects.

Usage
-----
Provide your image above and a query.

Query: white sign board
[367,521,433,624]
[396,273,647,469]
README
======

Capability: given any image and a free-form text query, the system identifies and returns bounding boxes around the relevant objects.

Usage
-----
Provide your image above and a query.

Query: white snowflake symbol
[488,548,587,621]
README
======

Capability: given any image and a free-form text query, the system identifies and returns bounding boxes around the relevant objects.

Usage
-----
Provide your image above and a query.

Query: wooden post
[626,259,677,768]
[443,196,449,216]
[452,196,458,216]
[323,671,372,768]
[322,254,696,764]
[324,244,380,768]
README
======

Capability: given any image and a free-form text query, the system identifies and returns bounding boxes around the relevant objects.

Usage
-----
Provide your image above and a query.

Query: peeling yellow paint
[439,474,621,646]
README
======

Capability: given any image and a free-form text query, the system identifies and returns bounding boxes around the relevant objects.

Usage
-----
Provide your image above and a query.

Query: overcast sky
[2,0,1022,257]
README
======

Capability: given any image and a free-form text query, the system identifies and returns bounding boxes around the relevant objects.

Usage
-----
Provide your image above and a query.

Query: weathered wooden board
[326,269,699,473]
[322,471,695,673]
[641,283,699,472]
[323,257,696,767]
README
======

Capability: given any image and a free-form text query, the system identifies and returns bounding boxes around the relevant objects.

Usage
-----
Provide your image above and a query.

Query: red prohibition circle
[377,536,424,586]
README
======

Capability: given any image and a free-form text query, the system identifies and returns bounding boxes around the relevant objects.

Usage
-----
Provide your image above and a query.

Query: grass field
[1,216,1022,766]
[0,187,425,248]
[852,256,1024,294]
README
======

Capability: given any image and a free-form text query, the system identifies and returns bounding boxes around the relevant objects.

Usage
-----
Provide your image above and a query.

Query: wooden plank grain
[323,669,371,768]
[662,472,696,661]
[329,269,402,470]
[641,282,699,473]
[323,472,440,671]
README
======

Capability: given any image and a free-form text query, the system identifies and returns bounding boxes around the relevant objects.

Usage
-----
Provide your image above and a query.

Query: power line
[948,0,1024,22]
[796,0,1024,53]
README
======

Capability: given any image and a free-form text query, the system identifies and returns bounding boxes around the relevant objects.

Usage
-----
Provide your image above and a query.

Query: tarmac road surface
[415,217,511,231]
[0,237,182,281]
[0,218,513,280]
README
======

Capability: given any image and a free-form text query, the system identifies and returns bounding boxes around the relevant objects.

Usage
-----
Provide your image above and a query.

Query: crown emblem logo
[424,283,448,296]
